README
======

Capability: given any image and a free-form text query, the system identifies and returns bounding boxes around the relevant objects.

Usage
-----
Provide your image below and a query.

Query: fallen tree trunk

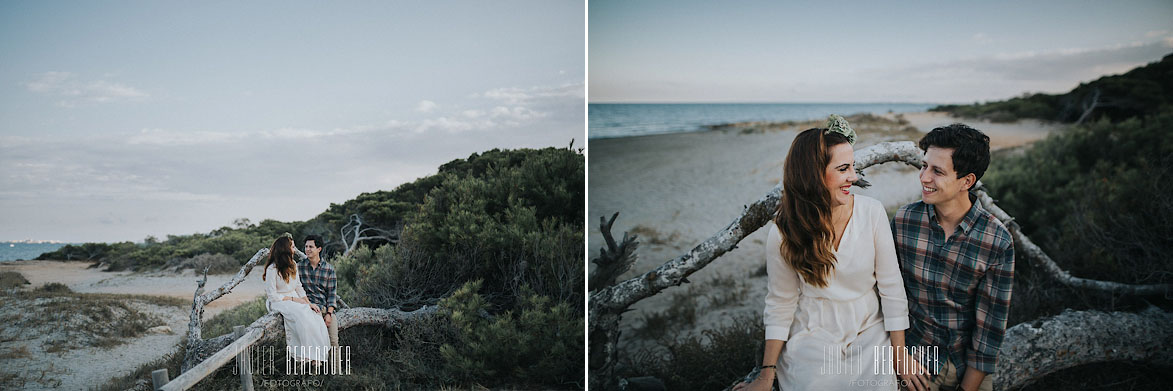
[180,305,440,371]
[181,245,438,373]
[722,307,1173,391]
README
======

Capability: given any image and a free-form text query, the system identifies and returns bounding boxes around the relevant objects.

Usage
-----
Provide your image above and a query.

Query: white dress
[764,195,909,390]
[264,264,330,362]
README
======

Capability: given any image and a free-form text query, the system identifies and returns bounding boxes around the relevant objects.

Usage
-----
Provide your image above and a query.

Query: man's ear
[961,173,977,192]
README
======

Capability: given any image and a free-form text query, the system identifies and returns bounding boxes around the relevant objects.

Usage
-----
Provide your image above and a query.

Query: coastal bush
[167,252,241,275]
[0,271,29,290]
[984,110,1173,289]
[932,53,1172,123]
[439,280,584,387]
[58,146,585,389]
[623,312,764,391]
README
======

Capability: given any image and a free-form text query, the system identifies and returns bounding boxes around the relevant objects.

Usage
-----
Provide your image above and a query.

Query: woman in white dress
[263,234,330,365]
[735,115,911,391]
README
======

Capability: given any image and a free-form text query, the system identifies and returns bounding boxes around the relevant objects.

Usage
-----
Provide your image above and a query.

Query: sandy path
[0,261,266,390]
[588,112,1062,351]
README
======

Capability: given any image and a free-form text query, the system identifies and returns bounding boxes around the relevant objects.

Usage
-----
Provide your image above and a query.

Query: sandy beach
[588,111,1062,352]
[0,261,265,390]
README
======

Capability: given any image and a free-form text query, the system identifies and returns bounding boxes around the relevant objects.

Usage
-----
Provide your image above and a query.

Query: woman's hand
[895,350,930,391]
[309,303,320,313]
[732,369,774,391]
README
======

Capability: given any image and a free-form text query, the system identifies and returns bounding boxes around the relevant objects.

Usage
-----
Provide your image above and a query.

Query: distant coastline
[0,241,70,262]
[588,102,939,139]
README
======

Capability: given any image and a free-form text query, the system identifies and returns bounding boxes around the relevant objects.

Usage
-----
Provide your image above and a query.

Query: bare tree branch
[340,214,400,256]
[589,212,640,292]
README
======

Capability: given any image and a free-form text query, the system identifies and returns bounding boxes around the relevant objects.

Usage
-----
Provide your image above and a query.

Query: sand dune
[0,261,265,390]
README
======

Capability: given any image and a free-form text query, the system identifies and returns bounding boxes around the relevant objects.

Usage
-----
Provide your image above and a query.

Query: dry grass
[1,283,184,353]
[0,271,30,290]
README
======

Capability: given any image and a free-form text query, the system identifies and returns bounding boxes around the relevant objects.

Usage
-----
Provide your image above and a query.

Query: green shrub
[0,271,29,290]
[984,110,1173,287]
[440,280,584,388]
[623,313,765,391]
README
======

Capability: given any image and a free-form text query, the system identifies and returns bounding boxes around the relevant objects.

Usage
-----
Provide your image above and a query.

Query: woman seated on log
[735,115,910,391]
[263,233,330,367]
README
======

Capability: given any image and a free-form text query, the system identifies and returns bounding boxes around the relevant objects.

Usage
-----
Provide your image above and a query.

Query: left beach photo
[0,1,585,390]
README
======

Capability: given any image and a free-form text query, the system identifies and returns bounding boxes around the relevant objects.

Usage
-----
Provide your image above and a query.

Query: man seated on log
[299,234,341,372]
[891,124,1015,391]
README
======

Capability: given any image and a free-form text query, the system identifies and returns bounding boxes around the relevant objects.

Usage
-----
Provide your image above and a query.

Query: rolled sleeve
[764,223,801,341]
[968,244,1014,373]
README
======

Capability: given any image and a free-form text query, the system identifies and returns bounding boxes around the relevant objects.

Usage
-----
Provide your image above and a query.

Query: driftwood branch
[181,247,304,372]
[592,141,1172,390]
[589,212,640,292]
[178,306,440,374]
[994,307,1173,389]
[341,214,400,257]
[723,307,1173,391]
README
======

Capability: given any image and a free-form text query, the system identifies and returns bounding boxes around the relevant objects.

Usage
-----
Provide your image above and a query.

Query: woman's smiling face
[824,142,858,207]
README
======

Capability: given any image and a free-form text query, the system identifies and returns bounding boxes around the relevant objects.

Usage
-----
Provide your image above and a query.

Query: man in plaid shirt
[298,234,339,365]
[891,124,1014,391]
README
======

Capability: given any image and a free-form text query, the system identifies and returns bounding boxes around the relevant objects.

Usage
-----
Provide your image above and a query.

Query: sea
[0,241,69,262]
[588,103,939,139]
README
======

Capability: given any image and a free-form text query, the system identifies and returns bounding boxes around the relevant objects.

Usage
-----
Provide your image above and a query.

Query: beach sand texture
[0,261,265,390]
[588,112,1060,352]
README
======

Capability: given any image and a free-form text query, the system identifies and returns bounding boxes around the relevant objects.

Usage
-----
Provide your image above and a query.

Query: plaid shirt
[297,257,337,311]
[892,193,1014,380]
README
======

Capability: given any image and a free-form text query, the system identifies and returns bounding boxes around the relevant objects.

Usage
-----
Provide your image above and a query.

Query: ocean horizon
[0,241,71,262]
[589,103,940,139]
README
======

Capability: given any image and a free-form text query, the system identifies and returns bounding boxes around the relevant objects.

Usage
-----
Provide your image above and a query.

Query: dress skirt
[268,300,330,362]
[777,291,898,390]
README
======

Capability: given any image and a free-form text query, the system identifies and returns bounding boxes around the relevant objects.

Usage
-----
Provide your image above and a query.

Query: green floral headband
[281,232,293,240]
[825,114,857,145]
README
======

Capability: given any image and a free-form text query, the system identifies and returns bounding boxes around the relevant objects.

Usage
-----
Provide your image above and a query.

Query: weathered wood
[589,212,640,292]
[994,307,1173,389]
[234,325,254,391]
[151,369,169,391]
[164,322,266,391]
[724,307,1173,390]
[178,305,440,381]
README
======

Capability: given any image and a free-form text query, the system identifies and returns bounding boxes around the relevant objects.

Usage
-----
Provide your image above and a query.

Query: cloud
[23,72,149,106]
[479,82,584,104]
[415,100,438,113]
[866,37,1173,101]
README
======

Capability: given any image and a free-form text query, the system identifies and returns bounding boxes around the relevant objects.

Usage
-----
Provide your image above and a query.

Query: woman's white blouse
[763,195,910,341]
[264,264,308,305]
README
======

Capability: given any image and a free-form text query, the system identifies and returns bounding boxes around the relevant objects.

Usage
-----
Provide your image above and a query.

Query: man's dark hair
[918,123,991,181]
[304,234,324,249]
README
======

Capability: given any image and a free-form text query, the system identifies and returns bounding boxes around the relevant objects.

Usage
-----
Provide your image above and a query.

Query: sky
[0,1,584,243]
[590,0,1173,103]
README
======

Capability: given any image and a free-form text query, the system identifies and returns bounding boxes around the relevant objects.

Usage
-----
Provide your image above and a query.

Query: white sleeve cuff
[884,316,910,331]
[765,325,791,341]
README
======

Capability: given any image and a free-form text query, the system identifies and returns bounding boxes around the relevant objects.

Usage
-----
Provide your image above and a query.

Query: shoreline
[589,110,1061,145]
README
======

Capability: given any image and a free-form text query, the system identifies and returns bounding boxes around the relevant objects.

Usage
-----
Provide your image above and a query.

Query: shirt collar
[926,192,982,236]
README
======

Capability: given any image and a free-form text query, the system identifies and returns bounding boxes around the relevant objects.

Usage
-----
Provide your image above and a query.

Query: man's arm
[326,265,338,313]
[965,242,1015,389]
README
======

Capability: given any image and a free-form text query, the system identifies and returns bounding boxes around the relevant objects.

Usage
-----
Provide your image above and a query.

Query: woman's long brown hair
[773,128,850,288]
[262,236,296,283]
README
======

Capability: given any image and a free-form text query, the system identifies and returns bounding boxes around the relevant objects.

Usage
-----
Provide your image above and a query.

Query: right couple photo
[586,1,1173,391]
